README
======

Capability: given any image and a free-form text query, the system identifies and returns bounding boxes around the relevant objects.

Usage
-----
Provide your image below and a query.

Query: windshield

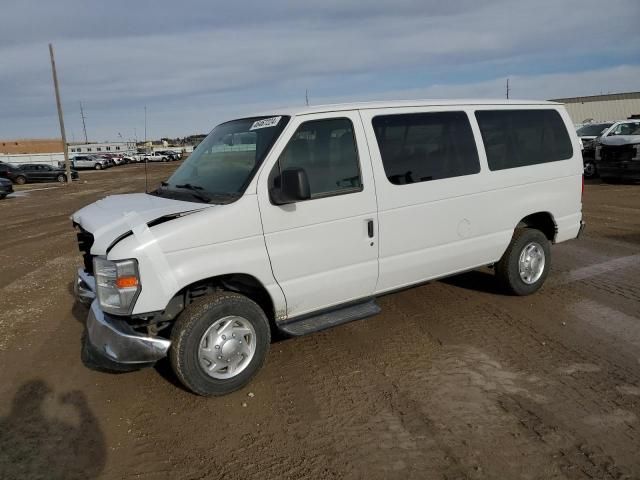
[576,123,612,136]
[154,116,289,204]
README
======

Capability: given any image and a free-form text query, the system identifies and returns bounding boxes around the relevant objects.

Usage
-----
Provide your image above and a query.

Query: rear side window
[372,112,480,185]
[475,110,573,171]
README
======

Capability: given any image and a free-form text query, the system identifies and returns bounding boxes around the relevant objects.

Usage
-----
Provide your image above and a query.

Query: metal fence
[0,153,65,166]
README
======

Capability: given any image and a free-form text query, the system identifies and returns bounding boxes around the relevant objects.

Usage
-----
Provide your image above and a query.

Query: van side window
[372,112,480,185]
[273,118,362,198]
[475,110,573,171]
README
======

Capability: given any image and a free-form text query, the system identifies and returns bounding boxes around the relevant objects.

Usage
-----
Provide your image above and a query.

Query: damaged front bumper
[74,268,171,368]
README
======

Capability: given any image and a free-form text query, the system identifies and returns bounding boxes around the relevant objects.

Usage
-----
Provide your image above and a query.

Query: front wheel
[170,291,271,396]
[57,174,66,183]
[15,175,27,185]
[94,163,102,170]
[495,228,551,296]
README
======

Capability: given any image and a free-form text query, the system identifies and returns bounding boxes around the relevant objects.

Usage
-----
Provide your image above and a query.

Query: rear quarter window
[475,109,573,171]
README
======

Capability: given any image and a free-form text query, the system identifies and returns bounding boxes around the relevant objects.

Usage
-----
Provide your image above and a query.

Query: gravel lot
[1,163,639,479]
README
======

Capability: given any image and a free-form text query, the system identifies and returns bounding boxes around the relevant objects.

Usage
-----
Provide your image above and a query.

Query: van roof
[256,99,561,117]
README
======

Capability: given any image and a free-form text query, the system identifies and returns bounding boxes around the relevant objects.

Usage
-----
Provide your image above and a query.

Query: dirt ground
[1,163,639,480]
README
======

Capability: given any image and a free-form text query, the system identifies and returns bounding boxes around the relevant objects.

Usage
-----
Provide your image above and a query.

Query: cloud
[1,0,638,139]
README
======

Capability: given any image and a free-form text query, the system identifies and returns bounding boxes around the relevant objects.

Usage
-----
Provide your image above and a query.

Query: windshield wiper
[175,183,204,190]
[173,183,211,203]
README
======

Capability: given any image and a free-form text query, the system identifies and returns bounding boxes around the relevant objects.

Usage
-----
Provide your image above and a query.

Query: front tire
[94,163,102,170]
[495,228,551,296]
[170,291,271,396]
[15,175,26,185]
[57,174,66,183]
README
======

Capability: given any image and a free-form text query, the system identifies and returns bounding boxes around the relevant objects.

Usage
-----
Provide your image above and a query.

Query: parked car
[0,161,23,183]
[0,177,13,199]
[72,100,584,396]
[156,150,181,161]
[576,122,614,178]
[70,155,110,170]
[594,121,640,182]
[14,164,79,184]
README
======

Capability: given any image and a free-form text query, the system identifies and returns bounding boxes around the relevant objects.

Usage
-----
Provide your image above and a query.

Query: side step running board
[277,299,381,336]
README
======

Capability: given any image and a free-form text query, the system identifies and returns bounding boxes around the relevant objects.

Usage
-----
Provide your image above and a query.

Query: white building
[550,91,640,125]
[68,141,136,155]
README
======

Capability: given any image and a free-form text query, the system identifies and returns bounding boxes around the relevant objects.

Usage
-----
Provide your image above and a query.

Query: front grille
[76,227,95,274]
[600,145,637,163]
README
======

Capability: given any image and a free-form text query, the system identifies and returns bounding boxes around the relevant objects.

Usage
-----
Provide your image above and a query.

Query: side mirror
[270,168,311,205]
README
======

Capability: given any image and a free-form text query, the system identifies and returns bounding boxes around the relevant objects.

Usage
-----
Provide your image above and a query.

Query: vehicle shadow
[440,270,503,295]
[0,380,106,480]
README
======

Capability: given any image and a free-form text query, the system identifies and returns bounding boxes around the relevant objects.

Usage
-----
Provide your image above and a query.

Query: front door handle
[367,219,374,238]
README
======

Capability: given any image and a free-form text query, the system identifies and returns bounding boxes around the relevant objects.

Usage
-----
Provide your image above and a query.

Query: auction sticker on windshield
[250,116,281,130]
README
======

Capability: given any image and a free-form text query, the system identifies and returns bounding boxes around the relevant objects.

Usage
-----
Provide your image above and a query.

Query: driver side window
[272,118,362,198]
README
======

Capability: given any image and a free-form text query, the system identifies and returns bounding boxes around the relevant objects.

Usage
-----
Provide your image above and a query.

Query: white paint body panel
[72,99,583,321]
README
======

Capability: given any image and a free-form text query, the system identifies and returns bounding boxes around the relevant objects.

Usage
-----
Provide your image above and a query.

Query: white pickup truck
[139,152,169,162]
[73,99,584,396]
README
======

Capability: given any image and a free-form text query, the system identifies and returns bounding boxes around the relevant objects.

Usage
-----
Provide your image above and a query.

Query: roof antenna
[305,89,309,106]
[506,78,510,99]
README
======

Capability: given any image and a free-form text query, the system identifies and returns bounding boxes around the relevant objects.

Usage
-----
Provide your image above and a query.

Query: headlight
[94,257,141,315]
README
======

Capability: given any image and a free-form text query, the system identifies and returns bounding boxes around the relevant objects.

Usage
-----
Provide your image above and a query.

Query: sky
[1,0,639,141]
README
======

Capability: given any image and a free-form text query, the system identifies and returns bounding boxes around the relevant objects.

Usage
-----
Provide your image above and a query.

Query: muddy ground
[0,163,639,480]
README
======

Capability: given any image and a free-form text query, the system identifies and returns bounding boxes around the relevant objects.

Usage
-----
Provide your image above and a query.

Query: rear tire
[15,175,26,185]
[583,161,597,179]
[495,228,551,296]
[170,291,271,396]
[57,174,66,183]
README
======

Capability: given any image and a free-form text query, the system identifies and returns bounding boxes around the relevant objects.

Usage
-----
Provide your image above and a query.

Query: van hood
[600,135,640,146]
[72,193,211,254]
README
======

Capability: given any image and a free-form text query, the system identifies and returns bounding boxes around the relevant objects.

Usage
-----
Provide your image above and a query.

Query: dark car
[12,164,79,184]
[0,177,13,199]
[0,161,23,183]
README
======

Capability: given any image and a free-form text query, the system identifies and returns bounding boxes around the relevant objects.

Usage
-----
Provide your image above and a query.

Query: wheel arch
[516,211,557,242]
[178,273,279,330]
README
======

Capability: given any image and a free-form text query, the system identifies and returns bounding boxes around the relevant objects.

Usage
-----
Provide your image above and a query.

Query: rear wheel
[583,161,597,179]
[15,175,26,185]
[495,228,551,295]
[170,291,271,396]
[57,174,66,183]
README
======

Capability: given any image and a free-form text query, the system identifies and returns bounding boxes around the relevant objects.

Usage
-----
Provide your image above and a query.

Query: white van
[73,100,584,396]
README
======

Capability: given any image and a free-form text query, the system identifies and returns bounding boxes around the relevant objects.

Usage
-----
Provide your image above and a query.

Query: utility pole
[144,105,147,147]
[506,78,510,100]
[144,106,149,193]
[49,43,71,183]
[80,101,88,143]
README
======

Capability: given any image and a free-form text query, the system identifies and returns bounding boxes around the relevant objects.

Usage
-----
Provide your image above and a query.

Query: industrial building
[551,91,640,125]
[68,141,136,154]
